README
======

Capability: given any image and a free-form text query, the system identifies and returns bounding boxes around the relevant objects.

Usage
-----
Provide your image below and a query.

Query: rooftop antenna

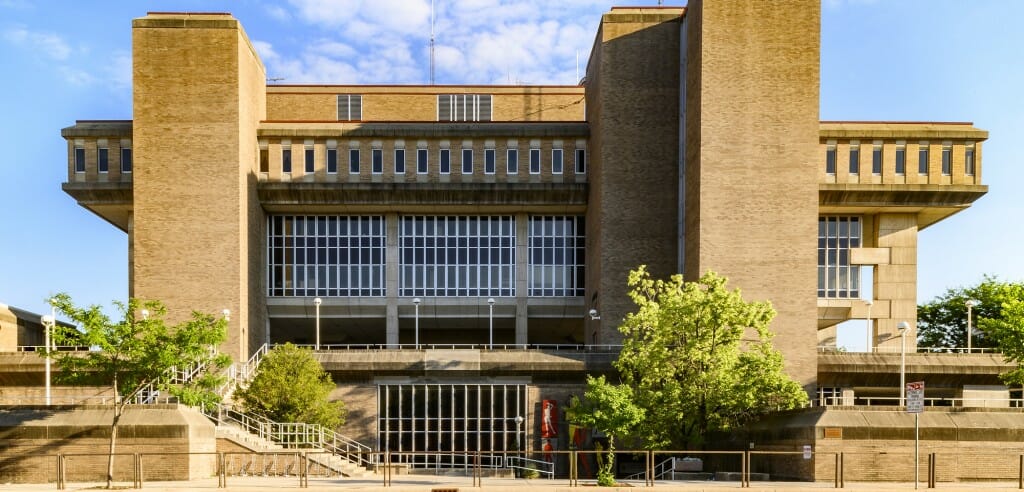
[429,0,436,85]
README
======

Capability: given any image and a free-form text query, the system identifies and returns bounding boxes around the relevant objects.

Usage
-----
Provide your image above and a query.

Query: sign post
[906,381,925,490]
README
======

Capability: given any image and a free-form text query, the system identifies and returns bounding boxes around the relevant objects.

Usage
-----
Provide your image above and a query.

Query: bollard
[834,453,840,488]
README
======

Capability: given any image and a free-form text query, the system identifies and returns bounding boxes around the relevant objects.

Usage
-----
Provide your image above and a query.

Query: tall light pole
[865,299,873,353]
[514,415,524,460]
[487,297,495,349]
[413,298,421,349]
[314,297,322,351]
[897,321,909,406]
[965,299,978,353]
[41,303,56,406]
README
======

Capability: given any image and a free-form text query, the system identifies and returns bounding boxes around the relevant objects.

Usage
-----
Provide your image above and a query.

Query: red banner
[541,399,558,438]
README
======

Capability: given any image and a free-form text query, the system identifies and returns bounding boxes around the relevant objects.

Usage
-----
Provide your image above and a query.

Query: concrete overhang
[817,298,890,329]
[258,122,590,139]
[817,352,1012,387]
[60,182,133,232]
[819,183,987,229]
[60,120,133,138]
[819,121,989,141]
[316,348,615,380]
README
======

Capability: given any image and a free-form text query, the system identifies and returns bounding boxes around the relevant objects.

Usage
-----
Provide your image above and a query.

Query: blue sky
[1,1,1021,351]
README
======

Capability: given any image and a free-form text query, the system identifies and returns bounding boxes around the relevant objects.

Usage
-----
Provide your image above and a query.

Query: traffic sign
[906,381,925,414]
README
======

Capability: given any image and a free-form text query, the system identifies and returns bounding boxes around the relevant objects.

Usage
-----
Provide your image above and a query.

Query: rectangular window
[965,144,976,175]
[507,149,518,174]
[305,148,315,173]
[941,144,952,175]
[528,216,586,297]
[871,145,882,175]
[552,149,563,174]
[399,215,516,297]
[848,145,859,174]
[529,148,541,174]
[417,148,428,174]
[918,142,929,174]
[372,148,383,174]
[395,149,406,174]
[817,216,861,299]
[575,149,586,174]
[337,94,362,121]
[462,148,473,174]
[349,149,360,174]
[825,145,836,174]
[121,146,133,174]
[282,148,292,173]
[437,94,492,122]
[258,148,268,173]
[484,149,495,174]
[74,147,85,173]
[98,147,108,173]
[895,144,906,175]
[327,148,338,174]
[267,215,386,297]
[440,149,451,174]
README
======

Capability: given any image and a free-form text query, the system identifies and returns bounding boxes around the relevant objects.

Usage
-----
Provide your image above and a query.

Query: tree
[917,276,1023,349]
[583,267,807,450]
[47,294,230,488]
[568,377,644,486]
[976,284,1024,385]
[234,343,346,430]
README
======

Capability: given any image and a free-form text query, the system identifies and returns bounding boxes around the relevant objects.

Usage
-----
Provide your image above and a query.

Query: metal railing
[279,343,625,353]
[217,343,268,398]
[815,395,1024,408]
[818,345,1002,355]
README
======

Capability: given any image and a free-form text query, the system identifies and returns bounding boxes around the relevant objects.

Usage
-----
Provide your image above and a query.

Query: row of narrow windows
[260,146,586,176]
[825,141,975,176]
[73,147,132,174]
[337,94,493,122]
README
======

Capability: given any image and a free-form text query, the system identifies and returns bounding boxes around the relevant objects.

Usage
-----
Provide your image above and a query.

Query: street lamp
[864,299,873,353]
[965,299,978,353]
[413,298,421,349]
[222,309,231,321]
[514,415,524,460]
[897,321,909,406]
[314,297,322,351]
[41,305,56,406]
[141,309,149,320]
[487,297,495,349]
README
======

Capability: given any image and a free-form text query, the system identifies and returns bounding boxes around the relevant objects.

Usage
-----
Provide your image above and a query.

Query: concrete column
[515,213,529,346]
[386,213,400,347]
[874,213,918,351]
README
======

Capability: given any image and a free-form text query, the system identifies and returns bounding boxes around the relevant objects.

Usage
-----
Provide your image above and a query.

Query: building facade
[60,2,989,457]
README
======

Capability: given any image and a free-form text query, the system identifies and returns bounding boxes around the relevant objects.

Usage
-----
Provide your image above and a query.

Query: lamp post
[141,309,149,320]
[965,299,978,353]
[865,299,873,353]
[413,298,421,349]
[514,415,524,462]
[314,297,322,351]
[487,297,495,349]
[41,304,55,406]
[897,321,909,406]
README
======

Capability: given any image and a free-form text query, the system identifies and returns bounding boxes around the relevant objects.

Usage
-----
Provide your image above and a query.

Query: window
[121,147,133,173]
[74,146,85,173]
[462,148,473,174]
[528,216,586,297]
[575,148,586,174]
[305,147,315,173]
[941,143,952,175]
[395,148,406,174]
[267,215,385,297]
[507,149,518,174]
[327,147,338,174]
[817,216,861,299]
[440,149,451,174]
[552,148,563,174]
[918,142,929,174]
[282,148,292,173]
[965,144,976,175]
[484,149,495,174]
[259,147,268,173]
[417,148,428,174]
[372,148,383,174]
[399,216,516,297]
[337,94,362,121]
[895,143,906,175]
[871,144,881,175]
[848,144,859,174]
[825,145,836,174]
[529,148,541,174]
[349,148,360,174]
[98,147,109,173]
[437,94,492,122]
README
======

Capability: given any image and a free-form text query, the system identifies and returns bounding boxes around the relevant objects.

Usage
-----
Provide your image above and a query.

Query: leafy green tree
[568,378,645,486]
[585,267,807,450]
[234,343,346,429]
[917,276,1023,349]
[976,284,1024,385]
[47,294,230,488]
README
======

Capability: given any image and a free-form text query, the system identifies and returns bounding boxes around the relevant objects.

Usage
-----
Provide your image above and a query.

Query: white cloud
[266,4,291,21]
[3,26,71,60]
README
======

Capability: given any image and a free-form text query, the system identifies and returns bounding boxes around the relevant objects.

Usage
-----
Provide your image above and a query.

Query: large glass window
[268,215,385,297]
[399,216,515,297]
[817,216,861,299]
[528,216,585,297]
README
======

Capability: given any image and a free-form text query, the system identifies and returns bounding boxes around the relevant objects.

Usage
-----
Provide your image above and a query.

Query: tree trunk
[107,405,122,488]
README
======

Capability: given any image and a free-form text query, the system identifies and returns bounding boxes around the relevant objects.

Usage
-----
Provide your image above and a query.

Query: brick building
[58,1,993,463]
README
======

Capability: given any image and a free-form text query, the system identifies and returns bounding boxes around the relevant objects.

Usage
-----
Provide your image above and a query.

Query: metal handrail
[816,395,1024,408]
[506,455,554,478]
[626,457,677,480]
[818,345,1002,355]
[277,343,625,353]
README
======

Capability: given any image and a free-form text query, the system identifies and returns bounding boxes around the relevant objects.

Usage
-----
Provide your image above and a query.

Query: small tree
[47,294,230,488]
[569,378,644,486]
[917,276,1023,349]
[976,284,1024,385]
[234,343,346,430]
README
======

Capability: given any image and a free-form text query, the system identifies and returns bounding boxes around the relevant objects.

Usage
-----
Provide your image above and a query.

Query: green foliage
[976,285,1024,385]
[570,377,645,485]
[917,276,1023,349]
[583,267,807,450]
[234,343,346,429]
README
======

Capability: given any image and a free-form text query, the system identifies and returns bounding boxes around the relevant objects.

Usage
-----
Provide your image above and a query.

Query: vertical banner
[541,400,558,437]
